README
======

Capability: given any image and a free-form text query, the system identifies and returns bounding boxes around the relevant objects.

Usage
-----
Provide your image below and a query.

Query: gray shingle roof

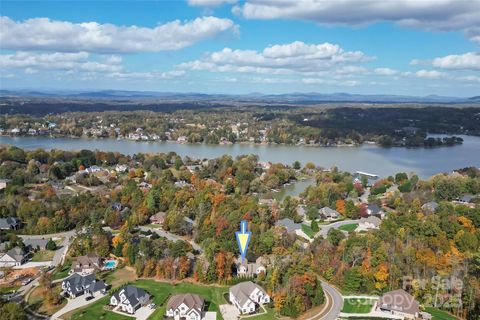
[378,289,419,316]
[113,285,148,308]
[230,281,266,307]
[166,293,204,313]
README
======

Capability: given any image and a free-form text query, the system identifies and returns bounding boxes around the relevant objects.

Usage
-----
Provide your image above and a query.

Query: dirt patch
[0,267,39,285]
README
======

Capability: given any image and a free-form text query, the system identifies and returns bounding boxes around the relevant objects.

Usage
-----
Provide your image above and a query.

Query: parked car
[148,303,156,309]
[21,278,32,285]
[85,295,94,301]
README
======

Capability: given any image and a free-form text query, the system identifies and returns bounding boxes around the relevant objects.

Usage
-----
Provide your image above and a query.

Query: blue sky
[1,0,479,96]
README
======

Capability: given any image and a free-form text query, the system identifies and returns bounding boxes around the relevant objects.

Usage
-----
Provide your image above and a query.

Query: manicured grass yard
[68,296,132,320]
[341,298,376,313]
[68,279,231,320]
[338,224,358,232]
[52,261,72,280]
[31,249,55,262]
[101,267,137,288]
[425,307,459,320]
[301,224,315,238]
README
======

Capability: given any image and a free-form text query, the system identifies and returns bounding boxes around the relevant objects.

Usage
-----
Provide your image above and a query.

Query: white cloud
[0,51,122,73]
[432,52,480,70]
[234,0,480,42]
[374,67,398,76]
[415,69,446,79]
[0,16,237,53]
[302,78,359,86]
[188,0,237,7]
[178,41,374,76]
[457,75,480,83]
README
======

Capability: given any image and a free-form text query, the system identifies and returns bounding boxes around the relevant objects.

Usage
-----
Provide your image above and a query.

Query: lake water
[1,135,479,178]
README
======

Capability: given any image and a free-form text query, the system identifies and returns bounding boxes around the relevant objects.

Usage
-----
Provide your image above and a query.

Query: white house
[355,216,382,232]
[0,247,28,267]
[110,285,150,315]
[229,281,270,314]
[166,293,204,320]
[61,273,106,298]
[319,207,341,221]
[236,256,266,278]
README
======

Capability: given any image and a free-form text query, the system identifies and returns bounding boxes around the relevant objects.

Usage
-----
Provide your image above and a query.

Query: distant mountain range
[1,89,479,104]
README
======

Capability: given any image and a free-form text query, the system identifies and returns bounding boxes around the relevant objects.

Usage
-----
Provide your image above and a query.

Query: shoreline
[0,134,467,150]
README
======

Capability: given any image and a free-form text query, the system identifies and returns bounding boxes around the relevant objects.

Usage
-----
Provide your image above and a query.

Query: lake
[0,135,479,178]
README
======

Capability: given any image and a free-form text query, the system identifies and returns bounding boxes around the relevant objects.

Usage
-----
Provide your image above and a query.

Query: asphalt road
[315,219,359,238]
[138,226,203,252]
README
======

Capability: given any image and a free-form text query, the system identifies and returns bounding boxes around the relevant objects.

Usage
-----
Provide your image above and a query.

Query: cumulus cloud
[0,16,237,53]
[432,52,480,70]
[177,41,374,75]
[415,69,446,79]
[0,51,124,74]
[374,67,398,76]
[188,0,237,7]
[233,0,480,42]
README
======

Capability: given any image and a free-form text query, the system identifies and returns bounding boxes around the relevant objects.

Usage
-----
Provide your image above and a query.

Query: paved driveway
[51,292,106,320]
[315,219,359,238]
[219,304,240,320]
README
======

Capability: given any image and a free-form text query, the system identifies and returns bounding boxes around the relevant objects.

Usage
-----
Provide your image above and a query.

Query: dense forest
[0,146,479,318]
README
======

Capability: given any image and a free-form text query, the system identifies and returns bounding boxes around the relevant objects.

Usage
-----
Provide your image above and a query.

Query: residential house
[149,212,166,225]
[166,293,204,320]
[0,217,21,230]
[61,273,106,298]
[421,201,438,214]
[319,207,341,221]
[0,179,8,190]
[296,205,306,220]
[70,253,102,274]
[275,218,302,234]
[236,256,266,278]
[367,204,385,218]
[0,247,28,267]
[23,239,49,251]
[376,289,420,320]
[110,285,150,314]
[115,164,128,173]
[355,216,381,232]
[229,281,270,314]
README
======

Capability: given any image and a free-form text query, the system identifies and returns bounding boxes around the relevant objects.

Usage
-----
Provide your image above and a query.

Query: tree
[46,238,57,251]
[0,302,27,320]
[343,267,362,293]
[311,220,319,232]
[327,228,345,246]
[293,161,301,170]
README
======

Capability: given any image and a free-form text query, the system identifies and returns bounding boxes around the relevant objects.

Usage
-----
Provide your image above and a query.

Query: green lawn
[31,250,55,262]
[425,307,459,320]
[52,261,72,280]
[338,224,358,232]
[0,284,20,294]
[341,298,376,313]
[301,224,315,238]
[68,296,132,320]
[242,306,276,319]
[69,279,234,320]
